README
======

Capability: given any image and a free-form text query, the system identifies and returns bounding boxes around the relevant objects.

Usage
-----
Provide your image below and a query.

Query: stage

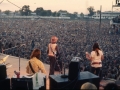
[0,53,62,89]
[0,53,116,89]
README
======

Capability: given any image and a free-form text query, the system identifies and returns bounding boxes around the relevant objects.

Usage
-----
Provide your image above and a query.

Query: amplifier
[68,57,80,81]
[11,78,33,90]
[0,65,7,80]
[0,78,10,90]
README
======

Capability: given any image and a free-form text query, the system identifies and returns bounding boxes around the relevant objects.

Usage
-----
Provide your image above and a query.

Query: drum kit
[0,55,12,68]
[0,55,12,79]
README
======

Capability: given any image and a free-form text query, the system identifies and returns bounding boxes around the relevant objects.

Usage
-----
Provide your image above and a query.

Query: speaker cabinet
[68,60,80,80]
[11,78,33,90]
[0,65,7,80]
[0,78,10,90]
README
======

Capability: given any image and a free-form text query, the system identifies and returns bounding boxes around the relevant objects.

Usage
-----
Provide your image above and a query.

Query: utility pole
[99,5,102,31]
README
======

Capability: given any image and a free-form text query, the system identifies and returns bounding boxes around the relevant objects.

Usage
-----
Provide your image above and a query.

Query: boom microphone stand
[3,44,25,71]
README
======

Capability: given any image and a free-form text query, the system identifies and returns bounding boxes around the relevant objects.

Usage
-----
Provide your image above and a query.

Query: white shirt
[48,43,57,57]
[91,50,103,68]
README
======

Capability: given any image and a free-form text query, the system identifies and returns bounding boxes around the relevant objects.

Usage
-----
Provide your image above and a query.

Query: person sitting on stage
[26,49,46,75]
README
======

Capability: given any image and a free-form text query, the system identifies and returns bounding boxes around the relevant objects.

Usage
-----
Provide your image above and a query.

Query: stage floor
[0,53,114,89]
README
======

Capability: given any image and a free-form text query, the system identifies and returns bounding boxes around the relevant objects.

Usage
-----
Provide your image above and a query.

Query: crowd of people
[112,15,120,23]
[0,18,120,80]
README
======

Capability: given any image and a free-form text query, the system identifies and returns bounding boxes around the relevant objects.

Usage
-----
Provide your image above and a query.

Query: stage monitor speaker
[11,78,33,90]
[50,71,100,90]
[68,57,80,81]
[0,64,7,80]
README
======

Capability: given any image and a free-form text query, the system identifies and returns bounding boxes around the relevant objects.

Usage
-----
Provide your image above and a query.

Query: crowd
[0,18,120,80]
[112,15,120,23]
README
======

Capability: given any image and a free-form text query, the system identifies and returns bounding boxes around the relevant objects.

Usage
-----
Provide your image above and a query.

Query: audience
[104,83,118,90]
[0,18,120,80]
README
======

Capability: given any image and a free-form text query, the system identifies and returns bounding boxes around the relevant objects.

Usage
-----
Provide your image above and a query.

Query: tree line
[0,5,100,18]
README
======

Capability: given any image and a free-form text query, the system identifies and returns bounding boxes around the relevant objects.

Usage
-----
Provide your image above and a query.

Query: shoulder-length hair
[30,49,41,59]
[92,43,101,56]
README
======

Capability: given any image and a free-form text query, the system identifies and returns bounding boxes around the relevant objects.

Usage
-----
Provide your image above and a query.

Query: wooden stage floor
[0,53,115,90]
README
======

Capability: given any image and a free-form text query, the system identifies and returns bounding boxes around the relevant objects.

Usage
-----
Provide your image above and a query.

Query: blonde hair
[81,82,97,90]
[50,36,58,43]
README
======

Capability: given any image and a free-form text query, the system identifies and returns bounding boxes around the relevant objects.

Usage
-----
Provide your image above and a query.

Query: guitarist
[47,36,59,75]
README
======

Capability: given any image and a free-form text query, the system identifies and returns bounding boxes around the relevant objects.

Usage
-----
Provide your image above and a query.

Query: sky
[0,0,116,14]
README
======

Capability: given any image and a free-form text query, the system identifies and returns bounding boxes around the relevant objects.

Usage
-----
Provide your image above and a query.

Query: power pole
[99,5,102,31]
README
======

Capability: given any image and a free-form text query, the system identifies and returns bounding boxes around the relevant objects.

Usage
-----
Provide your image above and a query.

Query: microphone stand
[18,44,25,72]
[59,44,68,78]
[18,46,20,71]
[3,44,25,72]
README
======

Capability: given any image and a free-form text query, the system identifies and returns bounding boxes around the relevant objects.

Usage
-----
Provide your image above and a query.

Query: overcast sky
[0,0,116,14]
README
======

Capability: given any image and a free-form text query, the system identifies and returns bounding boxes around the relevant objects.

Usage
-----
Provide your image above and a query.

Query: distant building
[15,11,21,16]
[31,12,36,16]
[58,10,68,17]
[0,13,6,16]
[92,11,120,19]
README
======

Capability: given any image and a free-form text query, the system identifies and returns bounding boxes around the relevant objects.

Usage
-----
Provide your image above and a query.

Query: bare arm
[47,44,49,54]
[55,45,59,55]
[86,52,92,60]
[101,55,104,60]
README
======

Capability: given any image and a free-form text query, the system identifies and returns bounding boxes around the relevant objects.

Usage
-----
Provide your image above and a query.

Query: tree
[20,5,31,16]
[4,10,11,15]
[35,7,59,16]
[52,11,57,16]
[46,10,52,16]
[87,6,95,16]
[41,10,47,16]
[96,10,101,14]
[80,12,84,18]
[35,7,44,16]
[56,12,60,16]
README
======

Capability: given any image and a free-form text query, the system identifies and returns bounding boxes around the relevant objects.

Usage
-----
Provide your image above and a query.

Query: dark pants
[91,67,101,76]
[49,56,56,75]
